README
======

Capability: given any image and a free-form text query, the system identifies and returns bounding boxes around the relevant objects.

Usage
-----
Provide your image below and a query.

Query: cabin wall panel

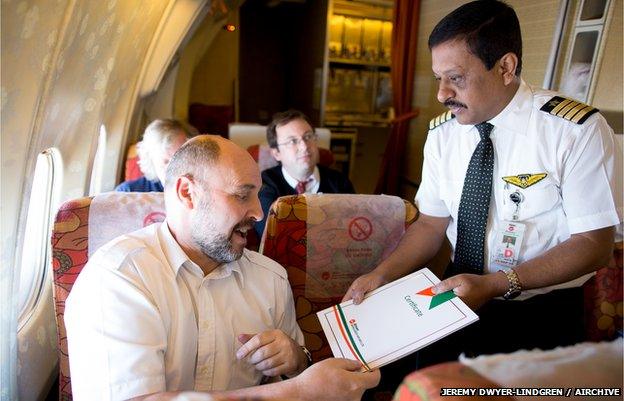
[190,10,240,107]
[1,2,72,398]
[2,1,174,399]
[405,0,563,194]
[592,0,623,118]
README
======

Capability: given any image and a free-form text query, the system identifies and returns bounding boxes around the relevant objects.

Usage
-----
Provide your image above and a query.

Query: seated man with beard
[65,135,379,401]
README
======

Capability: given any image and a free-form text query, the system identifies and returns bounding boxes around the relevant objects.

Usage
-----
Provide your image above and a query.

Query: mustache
[234,218,257,231]
[443,99,467,109]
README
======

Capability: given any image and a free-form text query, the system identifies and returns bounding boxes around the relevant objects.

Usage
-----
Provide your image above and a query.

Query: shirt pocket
[512,181,561,221]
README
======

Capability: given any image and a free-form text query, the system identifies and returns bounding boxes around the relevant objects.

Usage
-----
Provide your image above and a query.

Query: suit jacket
[115,176,164,192]
[255,165,355,236]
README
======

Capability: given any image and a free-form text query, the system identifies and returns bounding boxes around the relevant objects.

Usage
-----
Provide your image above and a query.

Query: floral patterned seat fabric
[260,194,418,362]
[51,192,165,400]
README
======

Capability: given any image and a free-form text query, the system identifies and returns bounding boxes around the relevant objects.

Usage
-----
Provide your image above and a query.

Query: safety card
[317,268,478,371]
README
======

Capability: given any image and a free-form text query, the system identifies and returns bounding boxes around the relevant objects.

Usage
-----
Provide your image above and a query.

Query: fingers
[247,344,280,365]
[334,358,366,371]
[237,333,254,344]
[433,276,461,294]
[344,280,368,305]
[363,369,381,387]
[341,287,353,303]
[236,332,272,360]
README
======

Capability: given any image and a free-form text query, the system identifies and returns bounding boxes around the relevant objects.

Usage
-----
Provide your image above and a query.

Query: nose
[249,196,264,223]
[297,137,311,151]
[437,79,455,104]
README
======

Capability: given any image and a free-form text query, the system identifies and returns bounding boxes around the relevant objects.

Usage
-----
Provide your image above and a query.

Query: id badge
[491,221,526,270]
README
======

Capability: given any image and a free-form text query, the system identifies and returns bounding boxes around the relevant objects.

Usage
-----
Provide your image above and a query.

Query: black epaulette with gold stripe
[539,96,599,124]
[429,110,455,130]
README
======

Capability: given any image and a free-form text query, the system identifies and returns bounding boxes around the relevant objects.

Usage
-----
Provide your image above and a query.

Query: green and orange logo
[416,286,456,309]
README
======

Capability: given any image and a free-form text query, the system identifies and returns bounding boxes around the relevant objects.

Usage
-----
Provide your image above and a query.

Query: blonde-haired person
[116,119,191,192]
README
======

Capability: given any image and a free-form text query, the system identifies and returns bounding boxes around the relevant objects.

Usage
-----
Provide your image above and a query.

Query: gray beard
[195,231,242,265]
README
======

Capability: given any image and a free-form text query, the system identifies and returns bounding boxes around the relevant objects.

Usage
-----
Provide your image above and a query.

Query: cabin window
[89,124,108,195]
[17,148,62,328]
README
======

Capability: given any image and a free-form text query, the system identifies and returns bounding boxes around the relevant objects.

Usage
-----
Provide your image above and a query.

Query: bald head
[163,135,264,272]
[165,135,258,190]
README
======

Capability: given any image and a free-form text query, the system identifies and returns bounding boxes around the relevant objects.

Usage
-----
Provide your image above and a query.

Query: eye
[449,75,463,83]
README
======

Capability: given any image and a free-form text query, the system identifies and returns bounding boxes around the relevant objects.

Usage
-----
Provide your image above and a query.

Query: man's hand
[433,272,507,310]
[236,330,306,377]
[294,358,381,401]
[342,271,388,304]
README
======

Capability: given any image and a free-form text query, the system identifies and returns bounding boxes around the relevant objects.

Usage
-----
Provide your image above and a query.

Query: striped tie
[453,122,494,274]
[296,179,311,194]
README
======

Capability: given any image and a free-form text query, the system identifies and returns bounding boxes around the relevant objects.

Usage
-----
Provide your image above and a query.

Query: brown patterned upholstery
[260,194,418,363]
[51,192,165,400]
[584,241,623,341]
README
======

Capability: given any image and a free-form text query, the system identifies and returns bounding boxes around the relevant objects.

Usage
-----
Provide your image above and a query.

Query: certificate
[316,268,478,371]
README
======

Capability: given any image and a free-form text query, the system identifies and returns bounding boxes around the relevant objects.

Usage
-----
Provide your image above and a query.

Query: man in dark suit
[255,110,355,236]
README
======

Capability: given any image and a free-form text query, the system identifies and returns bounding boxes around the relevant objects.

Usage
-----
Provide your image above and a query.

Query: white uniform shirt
[65,222,304,401]
[281,165,321,193]
[416,80,622,298]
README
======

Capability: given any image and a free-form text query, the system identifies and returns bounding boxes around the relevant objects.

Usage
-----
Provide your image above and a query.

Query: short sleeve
[65,253,168,400]
[560,116,623,234]
[415,133,451,217]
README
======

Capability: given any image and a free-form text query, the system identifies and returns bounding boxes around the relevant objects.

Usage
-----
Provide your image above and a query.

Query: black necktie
[453,122,494,274]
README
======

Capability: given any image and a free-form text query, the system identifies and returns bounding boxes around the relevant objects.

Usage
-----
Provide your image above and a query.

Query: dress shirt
[281,166,321,194]
[65,221,303,400]
[416,80,622,299]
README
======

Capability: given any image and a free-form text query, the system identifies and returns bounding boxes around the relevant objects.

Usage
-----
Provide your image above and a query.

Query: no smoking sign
[348,217,373,241]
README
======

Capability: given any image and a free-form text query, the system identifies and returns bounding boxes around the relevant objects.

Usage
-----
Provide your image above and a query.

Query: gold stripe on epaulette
[570,105,595,124]
[563,102,586,120]
[539,96,599,124]
[550,98,573,115]
[429,110,455,130]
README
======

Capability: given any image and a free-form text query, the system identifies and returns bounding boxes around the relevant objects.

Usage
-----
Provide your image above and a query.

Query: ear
[270,147,282,162]
[498,52,519,85]
[175,175,195,210]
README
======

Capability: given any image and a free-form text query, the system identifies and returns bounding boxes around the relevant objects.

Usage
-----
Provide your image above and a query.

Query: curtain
[374,0,421,195]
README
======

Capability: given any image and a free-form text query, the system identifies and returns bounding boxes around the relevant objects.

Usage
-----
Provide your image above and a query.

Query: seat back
[260,194,418,362]
[246,144,335,171]
[229,123,331,149]
[583,241,623,341]
[51,192,165,400]
[124,142,142,181]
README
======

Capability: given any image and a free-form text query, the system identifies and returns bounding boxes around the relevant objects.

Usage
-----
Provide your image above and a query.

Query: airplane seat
[124,142,142,181]
[51,192,165,400]
[259,194,419,363]
[583,240,623,341]
[228,123,332,150]
[246,143,335,171]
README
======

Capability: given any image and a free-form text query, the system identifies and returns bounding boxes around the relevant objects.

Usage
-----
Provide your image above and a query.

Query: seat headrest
[88,192,165,255]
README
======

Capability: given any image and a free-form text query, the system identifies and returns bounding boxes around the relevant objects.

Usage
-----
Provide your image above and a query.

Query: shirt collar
[488,79,533,136]
[157,220,192,276]
[281,165,320,192]
[157,220,245,285]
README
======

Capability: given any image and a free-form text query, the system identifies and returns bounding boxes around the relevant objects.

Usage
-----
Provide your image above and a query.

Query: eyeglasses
[277,132,318,148]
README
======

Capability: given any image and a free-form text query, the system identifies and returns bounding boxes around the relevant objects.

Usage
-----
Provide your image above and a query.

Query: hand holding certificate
[316,268,478,371]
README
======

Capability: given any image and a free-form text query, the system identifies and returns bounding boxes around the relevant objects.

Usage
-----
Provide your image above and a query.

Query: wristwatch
[500,268,522,300]
[301,346,313,367]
